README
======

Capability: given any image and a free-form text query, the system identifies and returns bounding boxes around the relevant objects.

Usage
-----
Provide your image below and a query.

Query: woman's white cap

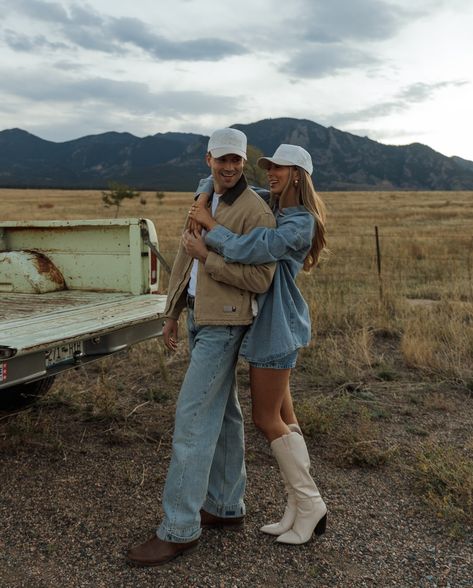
[207,128,247,160]
[257,144,313,175]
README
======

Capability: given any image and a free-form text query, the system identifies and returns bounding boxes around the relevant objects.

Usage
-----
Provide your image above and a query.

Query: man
[127,128,276,566]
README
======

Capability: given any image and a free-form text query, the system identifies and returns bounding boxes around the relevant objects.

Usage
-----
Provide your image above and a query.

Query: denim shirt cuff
[205,225,234,253]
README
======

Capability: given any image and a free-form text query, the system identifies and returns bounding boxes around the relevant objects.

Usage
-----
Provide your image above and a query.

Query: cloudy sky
[1,0,472,160]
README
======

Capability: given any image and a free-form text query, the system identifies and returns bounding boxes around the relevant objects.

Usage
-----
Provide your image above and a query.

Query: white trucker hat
[258,144,313,175]
[207,128,247,160]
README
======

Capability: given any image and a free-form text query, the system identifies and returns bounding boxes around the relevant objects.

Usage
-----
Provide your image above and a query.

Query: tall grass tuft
[401,301,473,384]
[297,393,395,467]
[413,442,473,534]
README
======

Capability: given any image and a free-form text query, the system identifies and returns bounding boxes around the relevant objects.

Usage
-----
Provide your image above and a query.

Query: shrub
[413,442,473,534]
[298,392,395,467]
[101,182,140,217]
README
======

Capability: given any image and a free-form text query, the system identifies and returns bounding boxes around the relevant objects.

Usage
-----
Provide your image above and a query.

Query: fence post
[468,237,473,302]
[375,226,383,301]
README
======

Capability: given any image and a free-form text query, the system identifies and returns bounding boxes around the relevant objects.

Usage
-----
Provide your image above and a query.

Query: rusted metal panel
[31,251,65,284]
[0,250,65,293]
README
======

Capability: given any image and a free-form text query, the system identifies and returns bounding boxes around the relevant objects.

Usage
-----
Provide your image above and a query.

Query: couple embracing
[128,127,328,566]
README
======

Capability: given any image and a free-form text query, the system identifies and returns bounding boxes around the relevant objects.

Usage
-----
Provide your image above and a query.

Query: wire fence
[157,227,473,267]
[156,225,473,302]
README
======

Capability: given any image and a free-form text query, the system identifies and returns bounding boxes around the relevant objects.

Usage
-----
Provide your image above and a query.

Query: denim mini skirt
[249,349,298,370]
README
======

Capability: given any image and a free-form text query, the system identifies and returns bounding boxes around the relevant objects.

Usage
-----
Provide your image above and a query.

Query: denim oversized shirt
[205,207,315,363]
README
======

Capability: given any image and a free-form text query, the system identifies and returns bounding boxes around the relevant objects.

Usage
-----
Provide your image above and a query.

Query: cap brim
[257,156,313,175]
[257,156,297,169]
[210,147,247,160]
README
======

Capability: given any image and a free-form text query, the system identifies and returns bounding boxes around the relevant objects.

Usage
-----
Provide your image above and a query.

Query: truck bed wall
[0,219,157,295]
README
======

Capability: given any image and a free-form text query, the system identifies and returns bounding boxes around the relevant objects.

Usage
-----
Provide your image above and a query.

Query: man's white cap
[258,144,313,175]
[208,128,247,160]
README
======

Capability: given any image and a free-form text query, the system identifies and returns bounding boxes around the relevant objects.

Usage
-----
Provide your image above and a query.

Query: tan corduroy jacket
[164,175,276,326]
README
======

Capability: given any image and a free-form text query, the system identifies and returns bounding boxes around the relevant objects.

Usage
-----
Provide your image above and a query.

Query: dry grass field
[1,187,472,587]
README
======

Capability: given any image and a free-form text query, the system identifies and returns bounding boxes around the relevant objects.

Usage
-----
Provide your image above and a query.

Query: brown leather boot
[200,509,245,530]
[127,536,198,567]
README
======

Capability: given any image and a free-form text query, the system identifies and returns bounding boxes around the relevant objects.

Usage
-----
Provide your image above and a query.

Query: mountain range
[1,118,472,191]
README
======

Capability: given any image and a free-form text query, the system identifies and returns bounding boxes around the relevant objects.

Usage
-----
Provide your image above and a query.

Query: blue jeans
[157,310,247,543]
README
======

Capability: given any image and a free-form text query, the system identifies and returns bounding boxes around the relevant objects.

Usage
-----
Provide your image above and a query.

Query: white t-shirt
[187,192,221,297]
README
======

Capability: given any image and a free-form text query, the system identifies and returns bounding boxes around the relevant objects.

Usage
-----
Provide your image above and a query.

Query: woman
[185,144,327,545]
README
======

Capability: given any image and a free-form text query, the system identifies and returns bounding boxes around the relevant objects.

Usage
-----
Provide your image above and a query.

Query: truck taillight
[150,251,158,286]
[0,347,16,360]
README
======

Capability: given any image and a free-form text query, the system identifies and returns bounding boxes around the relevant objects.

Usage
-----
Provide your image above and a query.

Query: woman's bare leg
[280,384,299,428]
[250,366,292,443]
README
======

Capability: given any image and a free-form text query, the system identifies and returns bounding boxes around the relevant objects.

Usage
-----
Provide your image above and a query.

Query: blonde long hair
[271,167,327,271]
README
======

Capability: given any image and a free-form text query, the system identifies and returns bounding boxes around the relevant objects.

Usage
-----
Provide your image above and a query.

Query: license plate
[45,341,83,367]
[0,362,7,382]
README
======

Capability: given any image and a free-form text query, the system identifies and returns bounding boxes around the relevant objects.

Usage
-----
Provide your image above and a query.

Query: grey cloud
[266,0,443,78]
[68,4,104,27]
[277,0,436,79]
[281,43,379,78]
[65,27,126,54]
[332,102,404,125]
[53,60,88,72]
[109,16,247,61]
[1,70,242,116]
[299,0,415,44]
[329,80,469,125]
[7,0,247,61]
[399,80,468,102]
[4,29,68,51]
[14,0,69,24]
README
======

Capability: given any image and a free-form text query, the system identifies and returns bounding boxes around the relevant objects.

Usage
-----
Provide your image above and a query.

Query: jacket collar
[220,174,248,205]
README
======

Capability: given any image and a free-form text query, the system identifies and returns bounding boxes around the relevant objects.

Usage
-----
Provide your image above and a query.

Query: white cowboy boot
[271,432,327,545]
[260,424,302,536]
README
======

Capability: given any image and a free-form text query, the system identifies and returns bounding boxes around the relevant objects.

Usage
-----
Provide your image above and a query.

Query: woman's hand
[189,197,217,231]
[188,193,210,233]
[182,229,209,263]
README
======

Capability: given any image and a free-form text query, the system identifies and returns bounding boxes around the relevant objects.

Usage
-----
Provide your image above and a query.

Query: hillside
[1,118,473,190]
[235,118,473,190]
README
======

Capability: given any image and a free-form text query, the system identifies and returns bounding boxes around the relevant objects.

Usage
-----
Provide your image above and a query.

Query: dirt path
[1,355,472,587]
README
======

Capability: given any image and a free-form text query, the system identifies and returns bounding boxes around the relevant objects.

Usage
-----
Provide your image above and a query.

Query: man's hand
[163,318,178,351]
[182,229,209,263]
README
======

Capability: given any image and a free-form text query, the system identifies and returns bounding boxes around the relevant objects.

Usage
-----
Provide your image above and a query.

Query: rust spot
[26,250,65,287]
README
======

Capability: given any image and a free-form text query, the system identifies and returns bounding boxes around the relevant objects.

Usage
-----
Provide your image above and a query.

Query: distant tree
[101,182,140,217]
[155,191,165,204]
[244,145,267,188]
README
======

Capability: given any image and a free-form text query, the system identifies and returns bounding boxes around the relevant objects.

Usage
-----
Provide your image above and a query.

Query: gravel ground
[1,356,472,588]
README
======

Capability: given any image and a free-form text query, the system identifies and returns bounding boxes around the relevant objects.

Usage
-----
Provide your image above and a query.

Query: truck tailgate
[0,291,167,355]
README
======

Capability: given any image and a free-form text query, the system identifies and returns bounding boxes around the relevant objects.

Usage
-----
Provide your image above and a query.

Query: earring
[293,179,299,187]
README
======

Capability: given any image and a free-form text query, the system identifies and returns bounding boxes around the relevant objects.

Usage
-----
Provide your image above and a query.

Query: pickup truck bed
[0,218,168,392]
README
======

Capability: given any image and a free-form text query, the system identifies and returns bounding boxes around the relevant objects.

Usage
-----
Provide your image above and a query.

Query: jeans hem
[203,496,246,518]
[156,521,202,544]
